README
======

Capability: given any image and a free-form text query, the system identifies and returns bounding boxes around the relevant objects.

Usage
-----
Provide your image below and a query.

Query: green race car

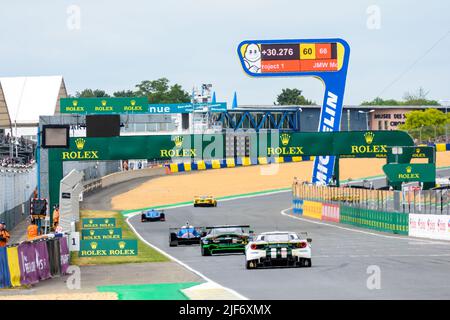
[200,225,253,256]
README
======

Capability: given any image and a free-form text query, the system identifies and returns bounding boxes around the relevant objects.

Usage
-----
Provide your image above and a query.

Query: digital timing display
[239,42,343,74]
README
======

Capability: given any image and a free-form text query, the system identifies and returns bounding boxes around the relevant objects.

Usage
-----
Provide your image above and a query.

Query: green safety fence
[339,205,408,235]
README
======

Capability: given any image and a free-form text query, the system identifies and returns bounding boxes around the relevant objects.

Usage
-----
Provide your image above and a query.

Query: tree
[401,109,448,129]
[135,78,190,104]
[361,87,440,106]
[113,90,135,97]
[399,108,450,142]
[361,97,400,106]
[75,89,110,98]
[165,84,191,103]
[275,88,314,105]
[402,87,440,106]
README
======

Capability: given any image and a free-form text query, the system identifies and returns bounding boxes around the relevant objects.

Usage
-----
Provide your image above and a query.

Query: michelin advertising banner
[409,214,450,240]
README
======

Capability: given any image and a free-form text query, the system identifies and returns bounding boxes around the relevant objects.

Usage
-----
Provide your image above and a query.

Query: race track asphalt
[128,191,450,300]
[84,167,450,299]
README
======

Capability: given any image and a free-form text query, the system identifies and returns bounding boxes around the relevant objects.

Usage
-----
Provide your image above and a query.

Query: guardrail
[82,166,166,194]
[292,181,450,240]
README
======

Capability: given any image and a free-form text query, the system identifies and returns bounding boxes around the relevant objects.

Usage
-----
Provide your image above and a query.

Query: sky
[0,0,449,106]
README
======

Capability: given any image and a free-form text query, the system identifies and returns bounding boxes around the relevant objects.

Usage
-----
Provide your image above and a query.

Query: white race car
[245,231,312,269]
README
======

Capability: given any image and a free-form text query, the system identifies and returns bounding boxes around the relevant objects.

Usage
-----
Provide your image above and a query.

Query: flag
[6,246,21,287]
[18,242,39,285]
[232,91,238,109]
[0,247,11,288]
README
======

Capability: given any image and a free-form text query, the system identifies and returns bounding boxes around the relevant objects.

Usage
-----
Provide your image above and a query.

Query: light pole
[439,99,450,142]
[347,109,351,131]
[358,109,375,130]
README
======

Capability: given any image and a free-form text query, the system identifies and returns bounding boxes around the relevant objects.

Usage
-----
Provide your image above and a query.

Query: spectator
[52,205,60,229]
[0,222,10,247]
[27,218,38,240]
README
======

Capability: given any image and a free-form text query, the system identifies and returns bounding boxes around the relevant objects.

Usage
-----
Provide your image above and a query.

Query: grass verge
[70,210,169,265]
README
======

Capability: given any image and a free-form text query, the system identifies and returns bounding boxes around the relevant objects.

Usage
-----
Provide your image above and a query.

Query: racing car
[200,225,252,256]
[169,223,206,247]
[193,195,217,207]
[245,231,312,269]
[141,209,165,222]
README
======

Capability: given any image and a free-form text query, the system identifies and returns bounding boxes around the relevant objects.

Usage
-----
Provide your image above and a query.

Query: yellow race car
[194,195,217,207]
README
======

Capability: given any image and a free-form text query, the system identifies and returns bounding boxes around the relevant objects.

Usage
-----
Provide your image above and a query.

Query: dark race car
[200,225,253,256]
[141,209,165,222]
[169,224,206,247]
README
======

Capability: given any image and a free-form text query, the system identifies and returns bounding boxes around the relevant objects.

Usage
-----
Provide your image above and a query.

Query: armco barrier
[339,205,408,235]
[293,199,303,214]
[291,196,408,235]
[166,156,314,173]
[409,214,450,240]
[83,167,166,194]
[322,203,340,222]
[302,200,322,220]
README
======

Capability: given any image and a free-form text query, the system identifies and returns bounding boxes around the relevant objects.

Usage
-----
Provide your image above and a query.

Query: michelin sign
[237,38,350,185]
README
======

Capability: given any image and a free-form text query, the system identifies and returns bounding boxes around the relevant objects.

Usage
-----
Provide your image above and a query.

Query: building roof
[238,104,446,110]
[0,76,67,128]
[0,82,10,128]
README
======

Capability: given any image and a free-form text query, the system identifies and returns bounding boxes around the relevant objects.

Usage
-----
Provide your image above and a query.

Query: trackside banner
[79,239,138,257]
[81,228,122,240]
[409,214,450,240]
[82,218,116,229]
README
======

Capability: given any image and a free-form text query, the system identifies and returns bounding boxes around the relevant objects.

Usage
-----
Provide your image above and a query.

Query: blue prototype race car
[141,209,165,222]
[169,223,205,247]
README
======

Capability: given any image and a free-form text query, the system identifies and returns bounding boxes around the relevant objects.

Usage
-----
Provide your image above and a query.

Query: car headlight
[202,240,209,244]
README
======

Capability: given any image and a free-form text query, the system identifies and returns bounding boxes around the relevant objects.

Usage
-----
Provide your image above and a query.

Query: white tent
[0,76,67,129]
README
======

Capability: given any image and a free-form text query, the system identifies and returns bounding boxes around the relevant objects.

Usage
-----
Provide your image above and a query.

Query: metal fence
[0,166,37,230]
[293,181,450,215]
[400,188,450,215]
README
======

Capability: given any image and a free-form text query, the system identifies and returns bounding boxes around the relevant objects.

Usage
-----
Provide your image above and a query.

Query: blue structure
[232,92,238,109]
[214,107,301,131]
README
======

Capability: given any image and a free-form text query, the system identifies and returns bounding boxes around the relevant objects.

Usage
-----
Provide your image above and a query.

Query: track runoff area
[125,168,450,300]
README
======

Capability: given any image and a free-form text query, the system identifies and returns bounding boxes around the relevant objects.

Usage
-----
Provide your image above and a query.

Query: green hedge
[339,205,408,235]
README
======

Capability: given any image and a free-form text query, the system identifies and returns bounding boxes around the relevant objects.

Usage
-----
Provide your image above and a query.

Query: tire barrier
[339,205,408,235]
[302,201,323,220]
[292,199,303,215]
[0,236,70,288]
[409,214,450,240]
[166,156,315,173]
[292,197,409,235]
[322,203,340,223]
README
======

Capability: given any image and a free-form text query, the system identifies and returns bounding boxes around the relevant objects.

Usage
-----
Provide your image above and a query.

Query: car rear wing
[205,225,251,230]
[142,209,164,213]
[299,232,308,237]
[169,227,206,231]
